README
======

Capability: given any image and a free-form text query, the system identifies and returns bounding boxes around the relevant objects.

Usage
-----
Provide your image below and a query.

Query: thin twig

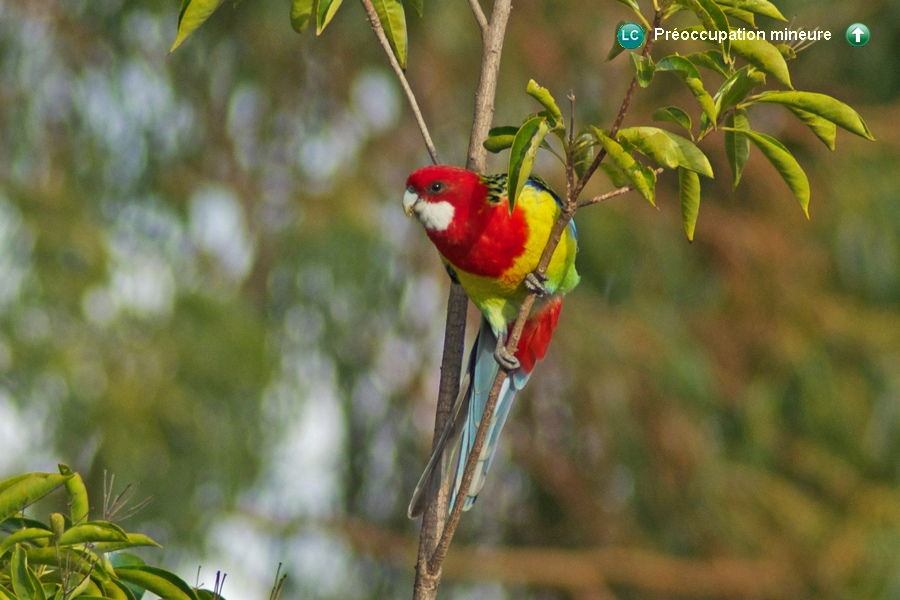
[359,0,440,165]
[577,168,665,208]
[467,0,488,34]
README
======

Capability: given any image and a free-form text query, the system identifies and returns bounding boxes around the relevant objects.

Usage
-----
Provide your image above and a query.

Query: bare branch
[577,168,665,208]
[359,0,440,165]
[467,0,488,34]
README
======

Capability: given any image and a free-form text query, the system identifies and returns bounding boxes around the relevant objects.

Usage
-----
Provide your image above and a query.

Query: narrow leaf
[0,528,54,558]
[787,106,836,150]
[12,544,45,600]
[371,0,408,69]
[717,0,786,21]
[679,168,701,241]
[606,21,628,61]
[572,132,595,179]
[750,90,874,140]
[683,50,729,77]
[169,0,227,53]
[508,117,550,212]
[730,37,792,88]
[115,567,198,600]
[93,533,163,554]
[290,0,316,33]
[63,470,89,525]
[630,53,655,88]
[655,55,717,124]
[59,522,129,546]
[734,128,810,215]
[526,80,562,125]
[599,163,630,188]
[0,472,72,523]
[714,65,766,115]
[652,107,693,137]
[316,0,345,34]
[483,126,518,153]
[692,0,731,54]
[724,108,750,189]
[618,126,713,177]
[404,0,423,17]
[593,128,656,205]
[721,6,755,26]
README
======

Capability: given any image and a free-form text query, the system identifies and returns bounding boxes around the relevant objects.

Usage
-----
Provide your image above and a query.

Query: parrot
[402,164,579,518]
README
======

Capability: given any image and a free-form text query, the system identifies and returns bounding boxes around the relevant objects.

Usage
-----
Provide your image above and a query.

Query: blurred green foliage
[1,0,899,598]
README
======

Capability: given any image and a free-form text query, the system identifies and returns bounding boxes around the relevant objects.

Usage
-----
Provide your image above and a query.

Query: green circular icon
[846,23,870,46]
[617,22,645,50]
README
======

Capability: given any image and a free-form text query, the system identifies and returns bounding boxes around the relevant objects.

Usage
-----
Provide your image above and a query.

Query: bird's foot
[524,272,549,296]
[494,345,521,372]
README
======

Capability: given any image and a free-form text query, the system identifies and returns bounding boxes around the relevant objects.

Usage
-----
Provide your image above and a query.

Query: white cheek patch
[414,200,455,232]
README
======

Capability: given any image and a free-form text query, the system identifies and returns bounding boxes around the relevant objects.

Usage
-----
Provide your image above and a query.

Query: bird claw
[524,272,549,296]
[494,345,521,372]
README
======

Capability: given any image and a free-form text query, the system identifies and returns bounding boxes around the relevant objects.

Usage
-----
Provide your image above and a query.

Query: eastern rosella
[403,165,579,517]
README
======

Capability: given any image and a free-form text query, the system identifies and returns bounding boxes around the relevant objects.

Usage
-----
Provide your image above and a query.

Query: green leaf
[169,0,227,53]
[606,21,628,61]
[0,528,53,558]
[371,0,408,70]
[599,163,630,188]
[630,53,655,88]
[404,0,423,17]
[732,128,810,216]
[730,37,792,88]
[720,6,755,27]
[115,567,198,600]
[655,56,717,124]
[62,469,89,525]
[683,50,729,77]
[692,0,731,54]
[679,168,701,241]
[786,106,836,150]
[572,132,595,179]
[750,90,874,140]
[716,0,786,21]
[714,65,766,115]
[110,553,146,600]
[724,108,750,189]
[0,472,72,523]
[526,80,562,125]
[315,0,345,34]
[483,126,519,153]
[290,0,316,33]
[92,533,163,554]
[652,107,693,137]
[59,522,129,546]
[12,545,46,600]
[618,126,713,177]
[196,590,228,600]
[612,0,651,29]
[27,547,112,581]
[507,116,550,212]
[593,128,656,205]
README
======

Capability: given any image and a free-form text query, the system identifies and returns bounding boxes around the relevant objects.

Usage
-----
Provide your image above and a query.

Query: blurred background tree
[0,0,898,598]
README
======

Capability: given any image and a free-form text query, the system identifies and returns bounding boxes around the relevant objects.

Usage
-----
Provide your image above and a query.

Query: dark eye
[429,181,445,194]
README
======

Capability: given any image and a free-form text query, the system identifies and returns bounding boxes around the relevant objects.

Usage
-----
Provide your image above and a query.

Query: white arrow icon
[852,26,864,42]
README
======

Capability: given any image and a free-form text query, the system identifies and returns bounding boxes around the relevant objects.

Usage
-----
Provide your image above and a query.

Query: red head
[403,165,526,278]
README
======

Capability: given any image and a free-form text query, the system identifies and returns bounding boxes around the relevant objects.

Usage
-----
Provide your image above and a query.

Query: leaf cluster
[0,466,221,600]
[171,0,420,71]
[486,0,873,239]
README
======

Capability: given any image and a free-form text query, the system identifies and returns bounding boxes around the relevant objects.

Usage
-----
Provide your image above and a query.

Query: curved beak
[403,187,420,217]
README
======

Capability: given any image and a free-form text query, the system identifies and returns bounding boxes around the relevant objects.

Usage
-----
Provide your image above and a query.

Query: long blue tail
[408,318,530,518]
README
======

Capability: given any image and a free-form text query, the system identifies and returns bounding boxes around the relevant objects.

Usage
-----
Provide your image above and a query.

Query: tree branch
[359,0,440,165]
[577,168,665,208]
[413,1,513,598]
